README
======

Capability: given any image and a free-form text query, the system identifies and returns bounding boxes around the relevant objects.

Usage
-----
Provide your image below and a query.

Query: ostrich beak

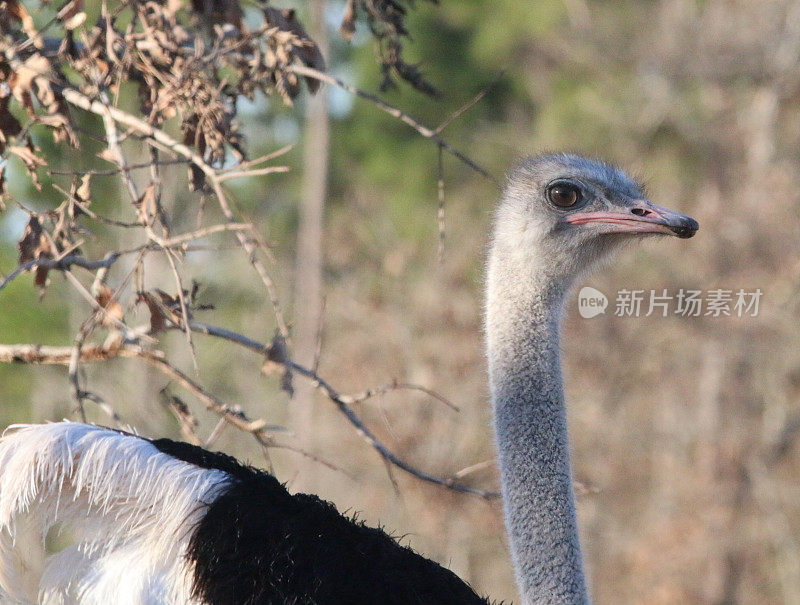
[563,201,699,238]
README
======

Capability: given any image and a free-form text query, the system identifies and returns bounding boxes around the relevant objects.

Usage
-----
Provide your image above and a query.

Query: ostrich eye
[546,182,582,208]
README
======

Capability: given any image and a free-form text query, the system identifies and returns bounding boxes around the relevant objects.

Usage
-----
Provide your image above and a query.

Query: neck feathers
[486,240,588,604]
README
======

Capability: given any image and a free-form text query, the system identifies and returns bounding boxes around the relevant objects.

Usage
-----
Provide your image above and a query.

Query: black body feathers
[149,437,489,605]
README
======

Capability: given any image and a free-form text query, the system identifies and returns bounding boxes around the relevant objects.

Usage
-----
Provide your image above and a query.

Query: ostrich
[0,154,697,604]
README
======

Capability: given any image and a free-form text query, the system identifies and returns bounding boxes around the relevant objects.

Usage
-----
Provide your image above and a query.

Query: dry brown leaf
[155,289,182,314]
[261,332,294,397]
[11,55,51,109]
[17,215,53,288]
[76,173,91,202]
[17,215,44,263]
[96,284,124,328]
[8,141,47,190]
[97,147,117,164]
[133,182,156,225]
[340,0,358,42]
[35,101,75,144]
[138,289,190,334]
[0,96,22,153]
[138,291,168,334]
[57,0,86,30]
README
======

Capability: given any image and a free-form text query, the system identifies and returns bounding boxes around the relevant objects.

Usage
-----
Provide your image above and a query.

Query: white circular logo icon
[578,287,608,318]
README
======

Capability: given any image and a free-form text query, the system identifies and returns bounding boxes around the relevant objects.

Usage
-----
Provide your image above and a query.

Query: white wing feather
[0,422,229,604]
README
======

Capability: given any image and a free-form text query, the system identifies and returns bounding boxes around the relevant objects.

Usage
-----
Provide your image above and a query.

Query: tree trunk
[291,0,329,485]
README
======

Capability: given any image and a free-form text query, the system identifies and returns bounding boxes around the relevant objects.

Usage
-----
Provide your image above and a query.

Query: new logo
[577,287,608,318]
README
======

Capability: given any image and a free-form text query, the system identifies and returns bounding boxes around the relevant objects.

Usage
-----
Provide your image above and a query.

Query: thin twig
[450,459,495,480]
[80,390,126,429]
[96,91,140,207]
[138,354,268,431]
[48,158,190,176]
[218,144,295,173]
[148,146,171,237]
[188,321,459,409]
[204,417,228,449]
[67,320,92,423]
[342,380,460,412]
[216,166,290,182]
[288,65,500,187]
[161,392,202,446]
[163,249,199,374]
[312,296,326,374]
[269,439,355,479]
[159,223,253,248]
[433,73,505,135]
[437,146,445,263]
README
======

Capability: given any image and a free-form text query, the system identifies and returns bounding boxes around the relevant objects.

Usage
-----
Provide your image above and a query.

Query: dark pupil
[551,185,578,207]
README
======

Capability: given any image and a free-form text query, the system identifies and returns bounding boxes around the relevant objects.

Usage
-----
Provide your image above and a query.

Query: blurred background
[3,0,800,603]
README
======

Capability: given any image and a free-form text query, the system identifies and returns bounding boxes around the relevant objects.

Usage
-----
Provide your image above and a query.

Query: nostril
[630,208,650,217]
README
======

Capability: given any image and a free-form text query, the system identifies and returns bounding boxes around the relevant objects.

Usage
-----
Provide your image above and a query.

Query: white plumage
[0,423,227,604]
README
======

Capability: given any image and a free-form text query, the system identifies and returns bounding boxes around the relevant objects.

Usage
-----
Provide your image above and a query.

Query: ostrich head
[493,153,698,284]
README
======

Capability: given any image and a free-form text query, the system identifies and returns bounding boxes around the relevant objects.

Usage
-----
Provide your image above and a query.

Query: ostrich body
[0,155,696,604]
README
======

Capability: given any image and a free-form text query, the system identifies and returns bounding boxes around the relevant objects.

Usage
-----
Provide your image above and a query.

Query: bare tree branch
[58,86,292,339]
[0,255,120,292]
[0,337,498,499]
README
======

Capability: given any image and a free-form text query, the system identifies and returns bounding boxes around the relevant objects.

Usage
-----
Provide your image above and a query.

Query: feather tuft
[0,422,228,604]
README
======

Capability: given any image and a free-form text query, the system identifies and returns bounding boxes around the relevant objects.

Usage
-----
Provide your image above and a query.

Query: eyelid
[547,179,585,196]
[547,177,585,189]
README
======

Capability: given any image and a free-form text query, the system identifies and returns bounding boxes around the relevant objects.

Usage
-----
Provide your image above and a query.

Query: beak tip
[670,217,699,238]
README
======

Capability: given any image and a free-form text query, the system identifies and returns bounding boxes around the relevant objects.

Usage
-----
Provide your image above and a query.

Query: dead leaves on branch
[138,289,188,334]
[1,49,77,147]
[133,182,157,225]
[70,173,91,208]
[348,0,440,96]
[17,215,52,288]
[1,0,438,402]
[0,0,323,189]
[15,198,87,292]
[7,140,46,189]
[138,283,212,334]
[0,0,36,39]
[262,7,325,98]
[0,0,439,199]
[138,289,294,397]
[0,48,75,192]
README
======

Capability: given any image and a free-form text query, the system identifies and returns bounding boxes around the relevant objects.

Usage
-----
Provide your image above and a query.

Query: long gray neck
[486,241,588,604]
